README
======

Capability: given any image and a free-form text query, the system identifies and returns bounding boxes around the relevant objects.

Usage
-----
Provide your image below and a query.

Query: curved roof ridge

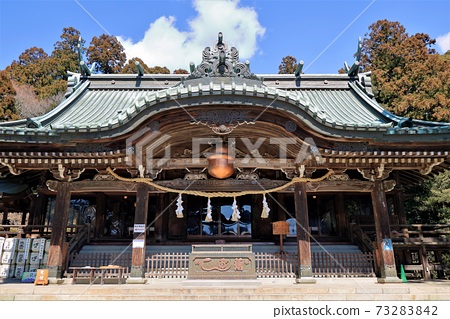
[94,80,392,133]
[349,81,450,129]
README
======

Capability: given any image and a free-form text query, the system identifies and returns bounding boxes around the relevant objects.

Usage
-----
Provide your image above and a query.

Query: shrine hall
[1,33,449,284]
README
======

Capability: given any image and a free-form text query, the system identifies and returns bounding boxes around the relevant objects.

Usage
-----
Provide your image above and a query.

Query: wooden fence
[66,252,132,277]
[146,252,189,278]
[144,251,374,279]
[255,252,297,278]
[312,252,375,277]
[67,251,375,280]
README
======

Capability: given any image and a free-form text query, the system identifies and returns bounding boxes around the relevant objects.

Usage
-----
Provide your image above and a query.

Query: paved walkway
[1,277,449,301]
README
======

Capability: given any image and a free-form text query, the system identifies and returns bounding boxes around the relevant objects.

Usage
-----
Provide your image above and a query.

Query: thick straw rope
[106,167,333,198]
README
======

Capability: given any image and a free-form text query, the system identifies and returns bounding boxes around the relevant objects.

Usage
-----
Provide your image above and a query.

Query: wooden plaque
[272,221,289,235]
[34,269,49,285]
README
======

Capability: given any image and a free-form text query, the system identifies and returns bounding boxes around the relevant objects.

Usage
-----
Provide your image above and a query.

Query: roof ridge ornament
[344,37,362,77]
[187,32,259,80]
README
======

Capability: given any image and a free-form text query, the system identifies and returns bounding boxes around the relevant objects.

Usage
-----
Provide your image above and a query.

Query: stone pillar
[371,180,401,283]
[294,182,315,283]
[47,181,71,282]
[128,183,149,283]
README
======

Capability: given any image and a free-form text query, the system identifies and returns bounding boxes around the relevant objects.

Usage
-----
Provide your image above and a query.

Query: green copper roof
[0,72,449,143]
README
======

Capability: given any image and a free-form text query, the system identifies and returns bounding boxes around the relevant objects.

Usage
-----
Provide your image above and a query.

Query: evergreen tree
[9,47,51,88]
[86,34,126,74]
[0,69,19,121]
[147,66,170,74]
[52,27,84,78]
[360,20,450,121]
[173,68,189,74]
[121,57,152,74]
[405,170,450,224]
[278,55,297,74]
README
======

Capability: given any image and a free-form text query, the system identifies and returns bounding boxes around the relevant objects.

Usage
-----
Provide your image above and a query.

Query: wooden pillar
[36,194,48,226]
[47,182,71,280]
[434,250,444,279]
[1,209,8,224]
[30,193,48,235]
[393,172,407,225]
[21,210,27,226]
[419,244,431,280]
[394,190,407,225]
[94,193,106,238]
[155,193,166,242]
[371,180,401,283]
[277,193,286,221]
[294,182,315,283]
[128,183,149,283]
[28,196,37,228]
[334,193,348,239]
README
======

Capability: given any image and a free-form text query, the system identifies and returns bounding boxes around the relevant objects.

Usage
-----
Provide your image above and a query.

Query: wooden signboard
[272,221,289,235]
[34,269,49,286]
[272,221,290,253]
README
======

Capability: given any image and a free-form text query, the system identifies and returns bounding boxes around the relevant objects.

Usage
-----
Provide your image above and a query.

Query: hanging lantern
[175,194,184,218]
[205,197,213,222]
[207,145,234,179]
[261,194,270,219]
[231,197,241,221]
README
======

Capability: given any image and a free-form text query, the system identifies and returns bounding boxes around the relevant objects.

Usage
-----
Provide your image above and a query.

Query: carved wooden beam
[419,161,444,175]
[306,180,374,192]
[0,161,22,175]
[45,178,397,194]
[357,164,392,182]
[50,164,85,182]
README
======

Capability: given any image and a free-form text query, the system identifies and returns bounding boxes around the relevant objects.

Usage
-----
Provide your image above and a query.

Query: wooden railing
[144,251,375,279]
[255,252,296,278]
[312,252,375,277]
[350,223,375,253]
[67,224,91,255]
[390,224,450,242]
[146,252,189,278]
[358,224,450,242]
[357,224,450,280]
[66,250,376,280]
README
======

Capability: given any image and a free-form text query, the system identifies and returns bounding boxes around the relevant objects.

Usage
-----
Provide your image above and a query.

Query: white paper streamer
[205,197,213,222]
[231,197,241,221]
[175,194,184,218]
[261,194,270,218]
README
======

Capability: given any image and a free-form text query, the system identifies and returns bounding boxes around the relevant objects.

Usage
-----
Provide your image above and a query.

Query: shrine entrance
[186,195,252,238]
[284,194,340,239]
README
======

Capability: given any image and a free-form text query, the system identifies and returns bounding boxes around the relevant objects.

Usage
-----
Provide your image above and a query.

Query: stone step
[1,278,449,301]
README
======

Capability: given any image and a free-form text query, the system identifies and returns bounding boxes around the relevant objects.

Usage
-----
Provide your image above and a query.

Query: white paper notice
[133,224,146,233]
[132,239,145,248]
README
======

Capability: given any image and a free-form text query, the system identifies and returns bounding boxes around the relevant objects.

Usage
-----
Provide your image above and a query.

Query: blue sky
[0,0,449,74]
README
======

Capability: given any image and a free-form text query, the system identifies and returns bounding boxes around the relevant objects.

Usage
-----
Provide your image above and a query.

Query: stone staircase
[1,278,450,301]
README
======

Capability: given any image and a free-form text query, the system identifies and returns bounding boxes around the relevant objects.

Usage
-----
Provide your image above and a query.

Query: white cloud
[436,31,450,53]
[117,0,265,72]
